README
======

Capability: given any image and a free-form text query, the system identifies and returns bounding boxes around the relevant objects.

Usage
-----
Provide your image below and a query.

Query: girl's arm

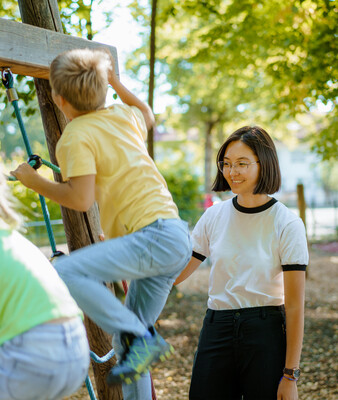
[174,256,202,285]
[11,163,95,212]
[277,270,306,400]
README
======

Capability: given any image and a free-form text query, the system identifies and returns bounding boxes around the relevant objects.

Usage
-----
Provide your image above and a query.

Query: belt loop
[261,307,267,319]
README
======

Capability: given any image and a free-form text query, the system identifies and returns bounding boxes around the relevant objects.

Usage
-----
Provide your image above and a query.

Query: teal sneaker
[106,330,174,386]
[148,326,174,361]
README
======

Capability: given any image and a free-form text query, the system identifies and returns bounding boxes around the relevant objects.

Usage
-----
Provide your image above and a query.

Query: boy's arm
[174,256,202,285]
[11,163,95,212]
[107,54,155,130]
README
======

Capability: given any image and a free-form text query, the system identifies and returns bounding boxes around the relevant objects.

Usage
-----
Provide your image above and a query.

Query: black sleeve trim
[192,251,206,262]
[282,264,307,271]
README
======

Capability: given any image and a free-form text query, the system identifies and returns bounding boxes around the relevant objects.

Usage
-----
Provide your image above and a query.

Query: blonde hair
[0,169,22,229]
[49,48,110,112]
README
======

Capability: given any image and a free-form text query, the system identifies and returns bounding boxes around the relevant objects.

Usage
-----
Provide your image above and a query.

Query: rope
[1,70,33,156]
[90,348,115,363]
[1,69,59,256]
[85,376,97,400]
[7,157,61,181]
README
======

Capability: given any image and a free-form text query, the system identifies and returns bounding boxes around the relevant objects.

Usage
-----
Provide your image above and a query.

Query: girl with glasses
[175,126,308,400]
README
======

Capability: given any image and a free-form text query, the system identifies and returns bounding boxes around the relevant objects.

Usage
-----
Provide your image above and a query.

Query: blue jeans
[55,218,192,400]
[0,317,90,400]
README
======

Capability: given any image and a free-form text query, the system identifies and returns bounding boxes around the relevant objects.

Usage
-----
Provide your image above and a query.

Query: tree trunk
[204,121,214,193]
[297,183,307,231]
[147,0,157,160]
[297,183,309,277]
[17,1,122,398]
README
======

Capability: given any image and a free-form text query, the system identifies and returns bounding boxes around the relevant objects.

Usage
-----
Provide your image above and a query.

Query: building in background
[276,142,328,208]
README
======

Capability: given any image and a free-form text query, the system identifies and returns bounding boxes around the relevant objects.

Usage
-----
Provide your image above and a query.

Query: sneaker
[106,329,174,386]
[148,326,174,361]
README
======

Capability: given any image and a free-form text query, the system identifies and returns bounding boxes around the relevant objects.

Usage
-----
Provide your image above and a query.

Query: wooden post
[16,1,122,399]
[297,183,307,230]
[147,0,157,160]
[297,183,310,277]
[204,121,214,193]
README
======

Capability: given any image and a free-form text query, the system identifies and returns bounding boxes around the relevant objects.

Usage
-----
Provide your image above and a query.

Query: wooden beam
[0,18,119,79]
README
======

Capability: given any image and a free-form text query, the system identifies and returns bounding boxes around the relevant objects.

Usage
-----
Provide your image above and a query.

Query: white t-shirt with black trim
[192,196,308,310]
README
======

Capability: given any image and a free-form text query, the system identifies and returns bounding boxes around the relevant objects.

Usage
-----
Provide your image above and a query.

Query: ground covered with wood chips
[66,243,337,400]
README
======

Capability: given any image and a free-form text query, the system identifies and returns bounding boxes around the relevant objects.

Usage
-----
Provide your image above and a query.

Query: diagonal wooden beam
[0,18,119,79]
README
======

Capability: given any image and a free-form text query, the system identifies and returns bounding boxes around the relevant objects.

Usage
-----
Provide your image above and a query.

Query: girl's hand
[10,163,37,189]
[277,377,298,400]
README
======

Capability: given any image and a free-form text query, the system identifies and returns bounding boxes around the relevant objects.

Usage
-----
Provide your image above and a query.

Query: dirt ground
[66,243,338,400]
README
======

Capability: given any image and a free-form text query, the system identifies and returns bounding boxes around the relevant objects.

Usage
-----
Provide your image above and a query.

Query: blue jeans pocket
[8,362,53,400]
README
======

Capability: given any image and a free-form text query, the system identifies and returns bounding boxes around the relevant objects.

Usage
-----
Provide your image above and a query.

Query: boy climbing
[11,48,192,400]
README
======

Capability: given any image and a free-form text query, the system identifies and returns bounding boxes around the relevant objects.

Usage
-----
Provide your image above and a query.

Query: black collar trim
[232,196,277,214]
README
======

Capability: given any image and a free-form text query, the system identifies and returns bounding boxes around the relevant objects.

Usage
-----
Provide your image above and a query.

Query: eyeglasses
[217,160,260,173]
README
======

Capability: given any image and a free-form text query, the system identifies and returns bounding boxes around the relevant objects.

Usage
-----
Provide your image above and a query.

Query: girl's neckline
[232,196,277,214]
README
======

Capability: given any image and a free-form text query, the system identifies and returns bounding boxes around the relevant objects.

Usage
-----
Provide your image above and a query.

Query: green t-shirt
[0,227,82,346]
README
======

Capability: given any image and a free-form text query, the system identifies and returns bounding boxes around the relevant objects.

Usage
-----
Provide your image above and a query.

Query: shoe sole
[158,344,175,362]
[123,344,175,385]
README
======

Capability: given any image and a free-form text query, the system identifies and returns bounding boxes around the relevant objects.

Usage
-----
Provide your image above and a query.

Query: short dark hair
[212,126,281,194]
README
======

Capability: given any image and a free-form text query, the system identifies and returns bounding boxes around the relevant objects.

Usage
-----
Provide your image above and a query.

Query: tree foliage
[158,158,204,226]
[127,0,337,161]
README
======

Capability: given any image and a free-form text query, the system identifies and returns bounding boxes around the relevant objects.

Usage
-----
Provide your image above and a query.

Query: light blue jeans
[55,218,192,400]
[0,317,90,400]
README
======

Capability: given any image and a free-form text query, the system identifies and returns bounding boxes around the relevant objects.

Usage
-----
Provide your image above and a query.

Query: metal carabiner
[1,68,12,88]
[1,68,18,102]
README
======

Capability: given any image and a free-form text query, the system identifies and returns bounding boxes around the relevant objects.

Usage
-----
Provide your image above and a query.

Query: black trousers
[189,306,286,400]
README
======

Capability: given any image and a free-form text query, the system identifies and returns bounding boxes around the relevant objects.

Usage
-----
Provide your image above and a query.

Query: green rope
[1,69,59,256]
[41,158,61,174]
[7,158,61,181]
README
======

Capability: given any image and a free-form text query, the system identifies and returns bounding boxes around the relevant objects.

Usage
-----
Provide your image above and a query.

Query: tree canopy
[127,0,337,162]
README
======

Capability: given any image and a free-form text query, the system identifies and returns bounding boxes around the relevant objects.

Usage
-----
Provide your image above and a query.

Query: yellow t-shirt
[56,104,179,238]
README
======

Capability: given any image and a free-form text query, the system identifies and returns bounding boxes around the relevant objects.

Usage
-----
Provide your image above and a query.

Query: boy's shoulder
[107,104,147,139]
[66,103,144,127]
[107,103,144,121]
[59,103,147,143]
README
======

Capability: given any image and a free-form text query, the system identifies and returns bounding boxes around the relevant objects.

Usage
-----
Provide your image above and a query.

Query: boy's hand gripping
[10,162,38,189]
